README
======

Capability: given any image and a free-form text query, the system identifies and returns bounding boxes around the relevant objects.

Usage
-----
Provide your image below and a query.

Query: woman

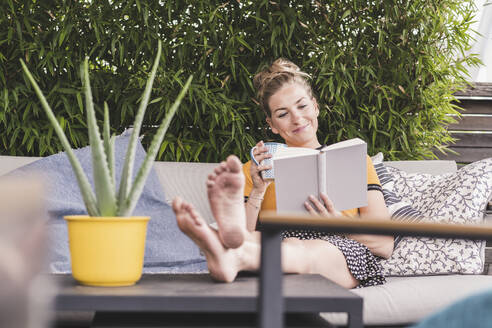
[172,58,393,288]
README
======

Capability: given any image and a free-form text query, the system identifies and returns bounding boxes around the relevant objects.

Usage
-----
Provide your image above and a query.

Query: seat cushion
[321,275,492,326]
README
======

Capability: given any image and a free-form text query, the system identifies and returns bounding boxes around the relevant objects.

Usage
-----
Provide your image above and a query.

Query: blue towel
[8,130,207,273]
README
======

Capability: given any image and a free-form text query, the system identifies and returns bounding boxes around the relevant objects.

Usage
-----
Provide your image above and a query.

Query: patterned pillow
[371,154,425,248]
[377,157,492,276]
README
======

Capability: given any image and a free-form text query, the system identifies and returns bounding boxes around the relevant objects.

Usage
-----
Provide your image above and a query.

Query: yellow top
[242,155,381,217]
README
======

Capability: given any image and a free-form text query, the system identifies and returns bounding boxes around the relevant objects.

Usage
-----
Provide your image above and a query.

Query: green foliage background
[0,0,479,162]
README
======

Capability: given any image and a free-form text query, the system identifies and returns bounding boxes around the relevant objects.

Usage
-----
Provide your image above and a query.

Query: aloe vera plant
[20,40,192,217]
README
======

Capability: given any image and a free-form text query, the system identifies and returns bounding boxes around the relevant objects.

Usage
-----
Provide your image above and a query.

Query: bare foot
[206,155,247,249]
[172,197,240,282]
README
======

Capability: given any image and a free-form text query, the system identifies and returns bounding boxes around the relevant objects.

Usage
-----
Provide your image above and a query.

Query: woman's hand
[304,192,342,217]
[249,140,272,192]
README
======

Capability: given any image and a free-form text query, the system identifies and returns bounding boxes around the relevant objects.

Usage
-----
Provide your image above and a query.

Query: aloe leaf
[20,59,100,216]
[103,102,115,191]
[119,75,193,216]
[82,58,117,216]
[110,134,116,190]
[118,40,162,208]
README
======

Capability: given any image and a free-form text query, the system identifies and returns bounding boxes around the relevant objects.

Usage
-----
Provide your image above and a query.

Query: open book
[273,138,367,213]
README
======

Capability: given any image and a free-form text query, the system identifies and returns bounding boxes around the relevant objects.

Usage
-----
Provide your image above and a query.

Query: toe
[172,196,182,212]
[214,162,227,174]
[182,199,193,211]
[226,155,242,173]
[189,207,204,226]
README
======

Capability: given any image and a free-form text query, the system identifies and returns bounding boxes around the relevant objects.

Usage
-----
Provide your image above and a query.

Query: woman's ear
[313,98,320,116]
[266,117,279,134]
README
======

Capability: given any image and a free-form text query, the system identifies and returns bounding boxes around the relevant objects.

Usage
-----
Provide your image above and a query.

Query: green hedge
[0,0,479,162]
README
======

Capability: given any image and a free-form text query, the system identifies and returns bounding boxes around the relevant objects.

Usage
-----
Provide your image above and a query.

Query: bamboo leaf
[235,36,252,51]
[8,0,481,164]
[149,97,162,104]
[158,140,169,159]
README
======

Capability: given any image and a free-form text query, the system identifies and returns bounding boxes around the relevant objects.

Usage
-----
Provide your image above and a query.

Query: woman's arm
[348,190,394,259]
[244,141,272,231]
[245,187,266,231]
[306,190,394,258]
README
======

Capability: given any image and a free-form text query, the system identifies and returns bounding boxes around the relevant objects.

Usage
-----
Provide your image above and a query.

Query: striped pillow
[372,155,424,248]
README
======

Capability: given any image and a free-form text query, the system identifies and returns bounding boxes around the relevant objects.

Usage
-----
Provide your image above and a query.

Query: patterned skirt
[281,229,386,288]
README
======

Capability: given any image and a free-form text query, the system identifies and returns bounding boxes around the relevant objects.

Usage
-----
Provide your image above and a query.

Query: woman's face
[266,83,321,148]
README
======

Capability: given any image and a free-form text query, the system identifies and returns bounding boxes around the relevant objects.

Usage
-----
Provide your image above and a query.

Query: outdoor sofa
[154,157,492,327]
[1,155,492,327]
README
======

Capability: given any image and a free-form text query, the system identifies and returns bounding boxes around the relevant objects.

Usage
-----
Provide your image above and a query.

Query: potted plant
[20,40,192,286]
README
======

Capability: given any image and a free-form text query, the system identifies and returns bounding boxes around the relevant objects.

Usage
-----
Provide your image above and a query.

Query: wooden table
[258,211,492,328]
[54,273,362,327]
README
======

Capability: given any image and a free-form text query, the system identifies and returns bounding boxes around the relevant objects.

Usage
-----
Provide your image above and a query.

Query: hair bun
[253,58,313,116]
[253,58,309,90]
[269,58,303,75]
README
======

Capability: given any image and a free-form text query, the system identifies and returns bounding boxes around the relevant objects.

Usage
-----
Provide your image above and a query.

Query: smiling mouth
[293,124,309,133]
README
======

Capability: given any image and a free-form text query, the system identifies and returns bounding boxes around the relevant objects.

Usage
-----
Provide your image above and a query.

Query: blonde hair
[253,58,313,117]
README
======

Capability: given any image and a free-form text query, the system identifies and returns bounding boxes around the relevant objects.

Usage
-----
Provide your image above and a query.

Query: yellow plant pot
[64,215,150,287]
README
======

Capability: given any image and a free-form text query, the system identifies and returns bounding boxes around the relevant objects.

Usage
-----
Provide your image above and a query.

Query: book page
[323,142,367,211]
[274,153,318,213]
[273,139,367,213]
[273,146,318,160]
[318,152,326,196]
[322,137,365,151]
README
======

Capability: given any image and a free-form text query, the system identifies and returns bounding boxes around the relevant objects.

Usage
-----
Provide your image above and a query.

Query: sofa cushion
[372,154,425,249]
[389,158,492,218]
[6,130,207,273]
[153,161,218,226]
[321,275,492,326]
[381,158,491,276]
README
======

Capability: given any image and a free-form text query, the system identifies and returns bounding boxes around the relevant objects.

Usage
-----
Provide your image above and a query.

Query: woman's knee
[302,240,359,288]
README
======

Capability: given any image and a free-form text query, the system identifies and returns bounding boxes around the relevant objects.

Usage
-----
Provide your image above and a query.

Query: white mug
[250,142,287,180]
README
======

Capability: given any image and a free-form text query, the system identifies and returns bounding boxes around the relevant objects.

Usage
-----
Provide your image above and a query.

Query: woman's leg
[173,199,357,287]
[282,238,359,288]
[206,155,248,249]
[173,198,357,287]
[172,154,358,288]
